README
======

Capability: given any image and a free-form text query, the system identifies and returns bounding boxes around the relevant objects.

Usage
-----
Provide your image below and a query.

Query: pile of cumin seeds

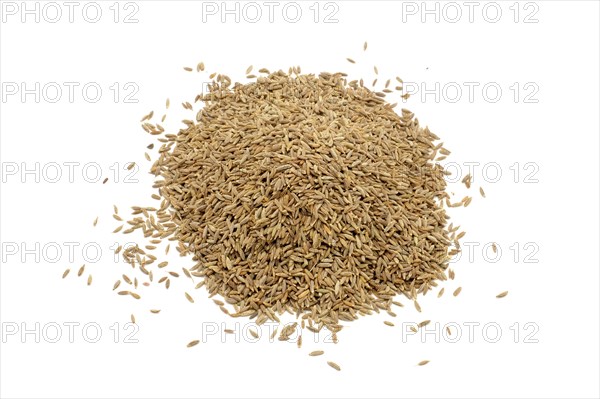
[120,69,458,332]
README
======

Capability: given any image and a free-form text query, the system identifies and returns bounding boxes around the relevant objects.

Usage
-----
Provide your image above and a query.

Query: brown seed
[102,178,108,184]
[479,187,486,198]
[127,162,135,170]
[418,360,430,366]
[453,287,462,297]
[113,280,121,290]
[87,275,92,286]
[309,350,324,356]
[384,321,394,327]
[187,340,200,348]
[492,243,498,253]
[62,269,70,279]
[131,314,136,324]
[496,291,508,298]
[327,361,341,371]
[184,67,193,72]
[185,292,194,303]
[150,309,161,314]
[93,217,98,227]
[346,58,355,64]
[363,41,367,51]
[77,264,85,277]
[414,301,422,313]
[438,288,445,298]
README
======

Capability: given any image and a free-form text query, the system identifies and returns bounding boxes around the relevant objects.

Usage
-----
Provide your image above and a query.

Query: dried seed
[185,292,194,303]
[62,269,70,279]
[309,350,324,356]
[414,301,422,313]
[327,361,341,371]
[187,340,200,348]
[496,291,508,298]
[418,360,430,366]
[453,287,462,297]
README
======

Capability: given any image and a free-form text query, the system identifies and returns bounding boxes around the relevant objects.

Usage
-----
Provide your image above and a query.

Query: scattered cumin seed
[327,361,341,371]
[418,360,430,366]
[414,301,422,312]
[346,58,355,64]
[453,287,462,297]
[496,291,508,298]
[62,269,70,279]
[187,340,200,348]
[309,350,324,356]
[185,292,194,303]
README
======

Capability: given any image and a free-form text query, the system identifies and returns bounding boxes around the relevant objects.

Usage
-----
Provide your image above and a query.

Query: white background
[1,1,599,398]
